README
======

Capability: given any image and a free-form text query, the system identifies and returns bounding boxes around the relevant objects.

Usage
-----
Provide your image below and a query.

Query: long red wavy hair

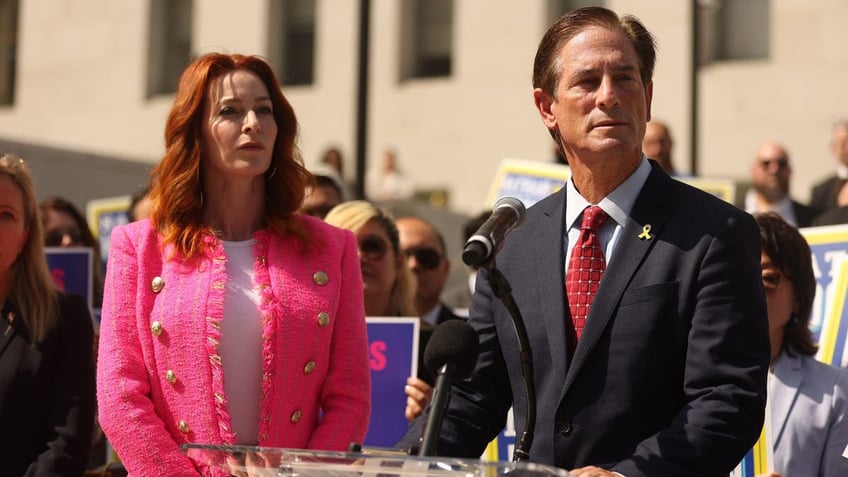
[148,53,313,258]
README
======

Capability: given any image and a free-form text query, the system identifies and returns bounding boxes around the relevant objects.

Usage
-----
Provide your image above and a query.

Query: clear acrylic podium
[182,444,573,477]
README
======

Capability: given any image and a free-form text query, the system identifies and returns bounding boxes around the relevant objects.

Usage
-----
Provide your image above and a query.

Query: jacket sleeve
[96,225,201,477]
[27,293,96,477]
[306,229,371,450]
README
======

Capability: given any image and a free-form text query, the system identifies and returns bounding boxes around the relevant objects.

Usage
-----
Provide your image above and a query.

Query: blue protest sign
[364,317,420,448]
[45,247,93,308]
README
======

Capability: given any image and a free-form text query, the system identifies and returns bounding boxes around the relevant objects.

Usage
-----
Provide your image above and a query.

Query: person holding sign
[40,196,105,308]
[400,7,769,476]
[754,212,848,477]
[0,153,96,476]
[96,53,370,476]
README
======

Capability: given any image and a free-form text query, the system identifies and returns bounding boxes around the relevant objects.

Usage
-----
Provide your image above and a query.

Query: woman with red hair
[96,53,370,476]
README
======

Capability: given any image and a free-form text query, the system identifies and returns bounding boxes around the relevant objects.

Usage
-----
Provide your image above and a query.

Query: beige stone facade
[0,0,846,214]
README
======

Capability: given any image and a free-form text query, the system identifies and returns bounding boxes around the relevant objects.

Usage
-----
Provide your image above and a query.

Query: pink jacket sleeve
[96,224,201,477]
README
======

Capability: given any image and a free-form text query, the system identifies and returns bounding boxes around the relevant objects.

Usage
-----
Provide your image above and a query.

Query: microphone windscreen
[493,196,527,227]
[423,319,479,380]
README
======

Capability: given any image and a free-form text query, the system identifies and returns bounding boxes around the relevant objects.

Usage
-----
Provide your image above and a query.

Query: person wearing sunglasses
[0,154,96,476]
[40,196,108,471]
[396,216,460,326]
[40,196,104,309]
[743,142,816,228]
[300,164,345,220]
[325,201,434,420]
[753,212,848,477]
[396,216,465,421]
[324,201,416,318]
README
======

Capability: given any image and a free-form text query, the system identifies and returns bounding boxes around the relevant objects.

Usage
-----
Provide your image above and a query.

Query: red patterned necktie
[566,205,609,342]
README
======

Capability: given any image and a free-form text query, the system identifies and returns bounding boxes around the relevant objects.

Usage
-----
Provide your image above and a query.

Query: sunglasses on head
[358,237,390,260]
[44,227,84,247]
[404,247,442,270]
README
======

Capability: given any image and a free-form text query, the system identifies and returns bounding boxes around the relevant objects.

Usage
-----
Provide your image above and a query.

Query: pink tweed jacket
[97,217,370,477]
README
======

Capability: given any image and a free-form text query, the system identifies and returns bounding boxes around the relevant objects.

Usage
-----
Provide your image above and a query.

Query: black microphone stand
[480,262,535,462]
[418,363,454,457]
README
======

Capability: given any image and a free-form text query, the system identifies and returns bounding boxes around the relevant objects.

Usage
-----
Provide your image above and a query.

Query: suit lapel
[770,353,803,448]
[526,189,570,388]
[563,166,673,394]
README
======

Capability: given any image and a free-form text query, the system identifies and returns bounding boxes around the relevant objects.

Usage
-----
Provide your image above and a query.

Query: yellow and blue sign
[486,158,570,209]
[800,224,848,367]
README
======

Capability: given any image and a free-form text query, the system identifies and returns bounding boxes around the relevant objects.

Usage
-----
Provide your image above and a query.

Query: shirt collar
[421,303,442,327]
[565,156,652,230]
[743,189,797,226]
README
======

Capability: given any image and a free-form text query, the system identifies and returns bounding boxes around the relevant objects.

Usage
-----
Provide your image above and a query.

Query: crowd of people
[1,6,847,477]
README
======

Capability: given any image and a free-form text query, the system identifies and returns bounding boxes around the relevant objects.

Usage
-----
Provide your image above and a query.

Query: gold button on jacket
[151,276,165,293]
[312,271,328,285]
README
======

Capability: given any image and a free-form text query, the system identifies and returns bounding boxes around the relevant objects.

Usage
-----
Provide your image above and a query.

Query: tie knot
[581,206,608,232]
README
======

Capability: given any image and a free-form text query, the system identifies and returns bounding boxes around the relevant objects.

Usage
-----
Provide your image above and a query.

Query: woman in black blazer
[0,153,96,476]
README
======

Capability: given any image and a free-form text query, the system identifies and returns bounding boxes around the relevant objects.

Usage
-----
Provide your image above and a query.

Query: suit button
[165,370,176,384]
[558,419,573,435]
[304,361,316,374]
[151,321,163,336]
[291,410,302,423]
[178,420,190,433]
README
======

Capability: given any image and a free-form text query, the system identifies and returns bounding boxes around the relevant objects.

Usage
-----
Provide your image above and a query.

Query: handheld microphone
[418,320,479,457]
[462,197,526,267]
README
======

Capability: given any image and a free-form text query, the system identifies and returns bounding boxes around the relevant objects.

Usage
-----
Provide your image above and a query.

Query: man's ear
[533,88,558,129]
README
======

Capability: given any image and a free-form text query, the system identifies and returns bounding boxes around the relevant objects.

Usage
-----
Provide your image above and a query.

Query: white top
[219,239,263,445]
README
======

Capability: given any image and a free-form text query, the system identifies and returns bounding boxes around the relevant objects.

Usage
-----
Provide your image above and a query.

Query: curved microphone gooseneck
[481,264,536,463]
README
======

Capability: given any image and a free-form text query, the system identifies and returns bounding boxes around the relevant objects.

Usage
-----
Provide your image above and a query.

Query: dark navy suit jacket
[401,163,770,477]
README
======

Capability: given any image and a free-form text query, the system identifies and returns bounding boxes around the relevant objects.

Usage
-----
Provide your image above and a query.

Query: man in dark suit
[397,216,465,420]
[397,216,463,326]
[399,7,769,476]
[810,120,848,214]
[741,142,816,227]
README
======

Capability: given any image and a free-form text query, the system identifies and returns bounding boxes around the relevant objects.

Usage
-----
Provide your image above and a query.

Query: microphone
[418,319,480,457]
[462,197,526,267]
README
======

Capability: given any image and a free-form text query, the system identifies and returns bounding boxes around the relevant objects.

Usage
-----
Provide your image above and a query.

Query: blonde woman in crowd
[324,201,435,421]
[0,153,96,476]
